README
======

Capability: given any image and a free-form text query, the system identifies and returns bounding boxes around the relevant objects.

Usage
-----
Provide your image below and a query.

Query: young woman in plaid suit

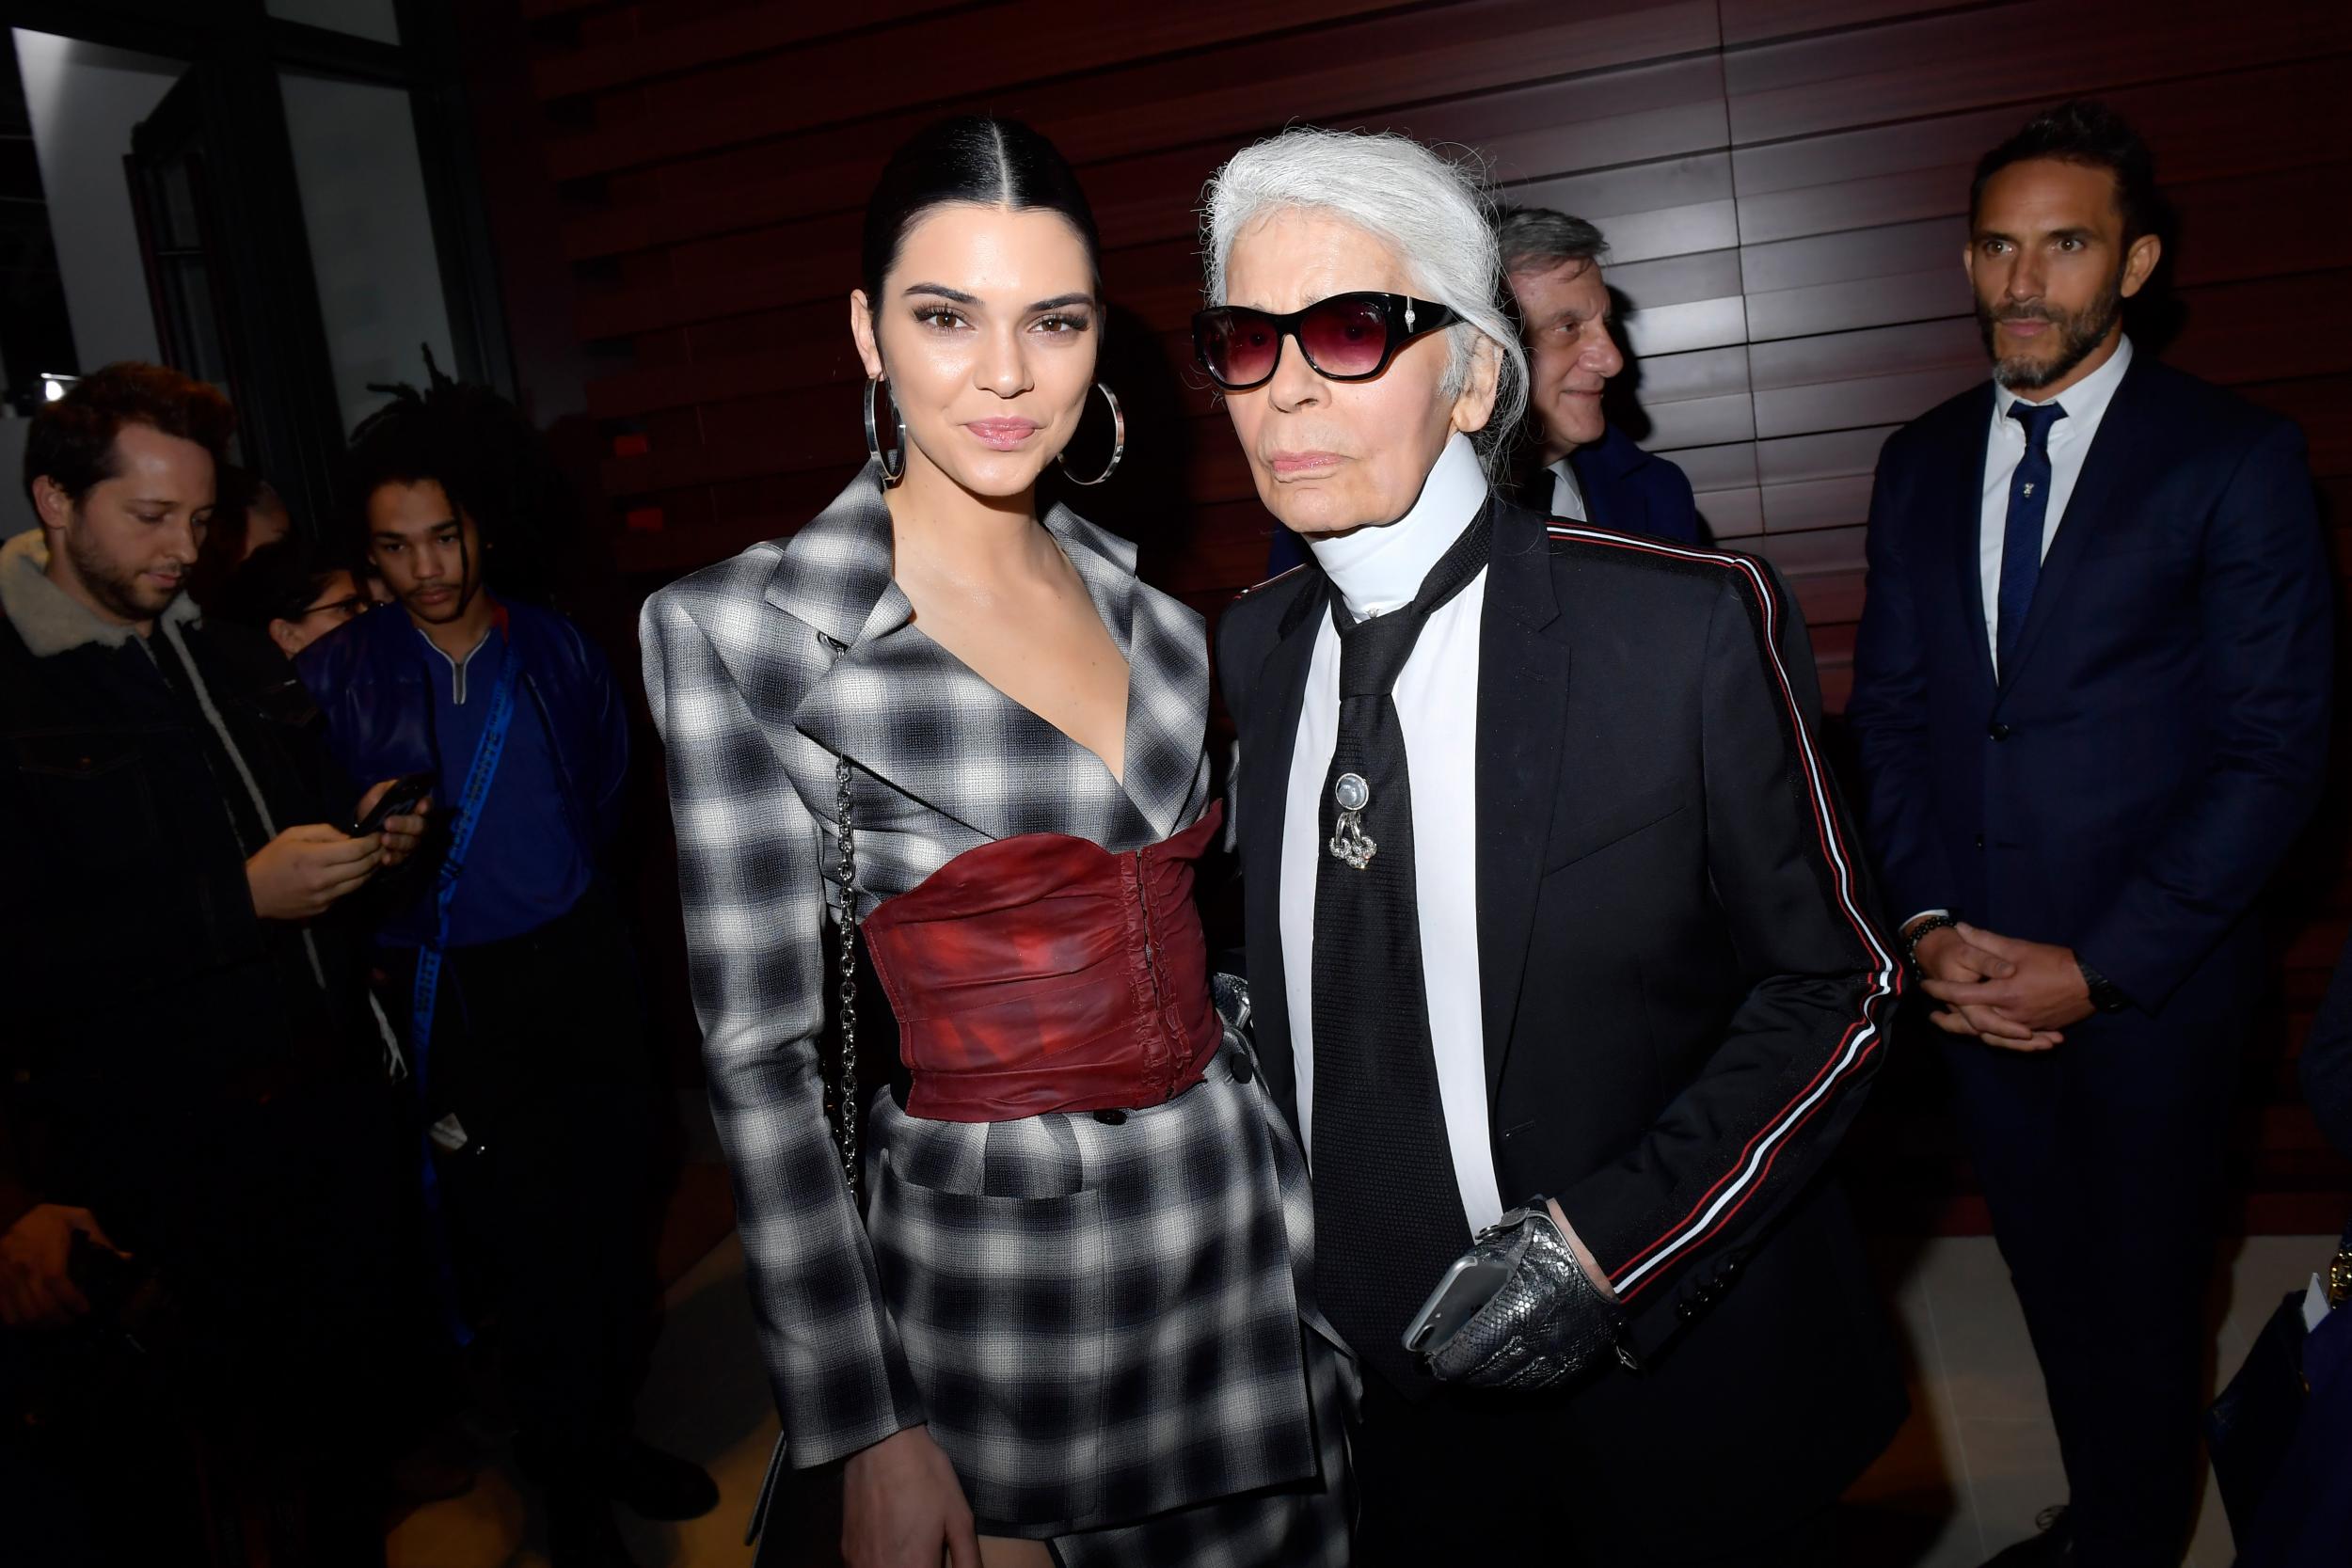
[642,119,1351,1568]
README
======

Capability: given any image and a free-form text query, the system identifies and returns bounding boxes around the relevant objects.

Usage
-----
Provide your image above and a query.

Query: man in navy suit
[1497,205,1704,543]
[1264,206,1701,575]
[1848,102,2332,1568]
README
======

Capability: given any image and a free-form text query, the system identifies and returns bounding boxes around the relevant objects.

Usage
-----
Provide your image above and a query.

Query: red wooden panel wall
[501,0,2352,1223]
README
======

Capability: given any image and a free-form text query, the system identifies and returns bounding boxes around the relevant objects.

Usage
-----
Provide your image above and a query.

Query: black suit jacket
[1848,355,2331,1024]
[1217,500,1907,1548]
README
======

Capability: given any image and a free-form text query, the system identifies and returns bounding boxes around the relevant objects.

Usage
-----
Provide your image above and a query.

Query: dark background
[17,0,2352,1231]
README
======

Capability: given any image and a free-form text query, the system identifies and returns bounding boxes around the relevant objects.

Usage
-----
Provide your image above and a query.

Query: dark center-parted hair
[1970,99,2163,245]
[343,348,570,602]
[860,116,1103,305]
[1496,206,1611,277]
[214,536,351,630]
[23,361,235,508]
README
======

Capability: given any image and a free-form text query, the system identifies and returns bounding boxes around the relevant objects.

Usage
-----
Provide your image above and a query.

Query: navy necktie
[1995,400,2067,675]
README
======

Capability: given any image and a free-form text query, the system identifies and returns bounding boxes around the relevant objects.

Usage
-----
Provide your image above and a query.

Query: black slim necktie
[1310,503,1493,1396]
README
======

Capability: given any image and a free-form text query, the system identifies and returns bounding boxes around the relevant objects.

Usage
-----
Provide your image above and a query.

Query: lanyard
[408,644,520,1346]
[409,648,521,1053]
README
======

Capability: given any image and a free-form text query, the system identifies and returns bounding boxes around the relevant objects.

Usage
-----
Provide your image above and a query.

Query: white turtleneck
[1279,431,1504,1233]
[1306,431,1488,615]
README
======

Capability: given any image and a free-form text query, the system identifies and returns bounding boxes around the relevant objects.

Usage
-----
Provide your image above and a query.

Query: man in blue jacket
[1847,102,2332,1568]
[1265,206,1700,576]
[1497,205,1704,543]
[296,375,711,1567]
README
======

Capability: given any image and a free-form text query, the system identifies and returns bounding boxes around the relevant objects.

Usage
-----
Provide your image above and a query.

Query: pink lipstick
[966,419,1041,451]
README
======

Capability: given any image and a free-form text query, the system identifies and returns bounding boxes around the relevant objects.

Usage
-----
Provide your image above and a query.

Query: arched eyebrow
[901,283,1094,314]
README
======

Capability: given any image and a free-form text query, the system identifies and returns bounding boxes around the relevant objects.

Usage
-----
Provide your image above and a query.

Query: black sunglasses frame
[1191,292,1464,391]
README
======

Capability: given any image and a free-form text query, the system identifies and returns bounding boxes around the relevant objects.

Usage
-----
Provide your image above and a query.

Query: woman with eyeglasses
[216,536,373,658]
[641,117,1350,1568]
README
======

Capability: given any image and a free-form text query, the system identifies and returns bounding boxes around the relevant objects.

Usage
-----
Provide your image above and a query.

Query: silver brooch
[1328,772,1376,869]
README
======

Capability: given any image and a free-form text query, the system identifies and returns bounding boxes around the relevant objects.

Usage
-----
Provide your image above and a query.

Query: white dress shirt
[1279,433,1505,1233]
[1546,457,1588,522]
[1979,334,2134,667]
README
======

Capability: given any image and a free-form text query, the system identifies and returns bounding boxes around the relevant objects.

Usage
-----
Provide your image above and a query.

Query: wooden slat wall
[510,0,2352,1224]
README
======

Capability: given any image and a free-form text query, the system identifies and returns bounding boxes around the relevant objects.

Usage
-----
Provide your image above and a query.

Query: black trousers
[1351,1372,1840,1567]
[1943,975,2243,1568]
[416,888,660,1462]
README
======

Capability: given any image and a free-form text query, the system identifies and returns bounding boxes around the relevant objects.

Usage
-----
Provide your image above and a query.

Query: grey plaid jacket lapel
[775,464,1208,848]
[1051,504,1212,843]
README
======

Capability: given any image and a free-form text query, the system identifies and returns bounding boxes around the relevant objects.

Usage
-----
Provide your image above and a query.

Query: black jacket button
[1988,722,2013,741]
[1092,1108,1127,1126]
[1231,1055,1254,1085]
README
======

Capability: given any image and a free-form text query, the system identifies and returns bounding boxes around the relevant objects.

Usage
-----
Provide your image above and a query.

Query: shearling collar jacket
[0,528,385,1240]
[0,525,202,656]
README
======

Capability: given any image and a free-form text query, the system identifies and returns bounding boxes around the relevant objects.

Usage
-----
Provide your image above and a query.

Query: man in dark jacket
[1848,103,2332,1567]
[0,363,429,1565]
[1496,204,1706,543]
[294,373,708,1567]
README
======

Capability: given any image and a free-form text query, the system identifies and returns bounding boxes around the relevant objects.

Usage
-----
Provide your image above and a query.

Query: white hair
[1200,127,1528,475]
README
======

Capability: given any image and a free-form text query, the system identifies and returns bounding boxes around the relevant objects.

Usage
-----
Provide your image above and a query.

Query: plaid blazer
[646,467,1343,1532]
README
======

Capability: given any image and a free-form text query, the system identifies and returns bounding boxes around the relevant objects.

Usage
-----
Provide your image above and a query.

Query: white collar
[412,617,496,669]
[1995,333,2134,430]
[1307,433,1487,619]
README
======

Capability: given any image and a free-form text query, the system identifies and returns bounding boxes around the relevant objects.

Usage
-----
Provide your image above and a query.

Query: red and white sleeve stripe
[1544,525,1902,1303]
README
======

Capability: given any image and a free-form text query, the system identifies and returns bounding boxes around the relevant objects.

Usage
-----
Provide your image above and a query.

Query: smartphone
[1403,1250,1515,1355]
[351,771,437,837]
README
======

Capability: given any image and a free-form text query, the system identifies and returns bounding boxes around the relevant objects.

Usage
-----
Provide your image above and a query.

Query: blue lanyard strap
[409,647,521,1051]
[407,643,520,1347]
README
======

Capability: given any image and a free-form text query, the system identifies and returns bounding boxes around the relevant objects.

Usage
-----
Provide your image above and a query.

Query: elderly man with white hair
[1202,128,1907,1566]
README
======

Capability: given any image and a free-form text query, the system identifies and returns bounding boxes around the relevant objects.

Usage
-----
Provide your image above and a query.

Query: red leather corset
[860,802,1226,1122]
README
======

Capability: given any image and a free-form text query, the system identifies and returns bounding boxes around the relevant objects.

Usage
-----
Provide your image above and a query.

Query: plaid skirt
[866,1037,1355,1558]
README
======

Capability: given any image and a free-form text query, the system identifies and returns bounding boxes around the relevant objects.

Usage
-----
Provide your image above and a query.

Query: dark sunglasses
[1192,292,1463,391]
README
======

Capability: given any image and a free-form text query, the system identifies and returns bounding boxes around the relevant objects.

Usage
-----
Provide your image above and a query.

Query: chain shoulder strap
[831,754,862,1205]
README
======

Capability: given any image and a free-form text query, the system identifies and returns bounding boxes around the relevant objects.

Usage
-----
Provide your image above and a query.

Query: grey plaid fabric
[643,464,1351,1549]
[873,1041,1355,1547]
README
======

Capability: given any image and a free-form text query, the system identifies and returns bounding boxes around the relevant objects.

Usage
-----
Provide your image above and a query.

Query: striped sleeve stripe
[1544,525,1902,1302]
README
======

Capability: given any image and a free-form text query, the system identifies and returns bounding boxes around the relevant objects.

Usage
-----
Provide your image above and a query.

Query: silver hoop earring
[864,375,907,487]
[1057,382,1124,486]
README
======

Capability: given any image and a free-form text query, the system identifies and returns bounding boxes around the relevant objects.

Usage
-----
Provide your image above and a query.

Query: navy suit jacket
[1846,354,2331,1017]
[1263,421,1700,575]
[1540,420,1706,545]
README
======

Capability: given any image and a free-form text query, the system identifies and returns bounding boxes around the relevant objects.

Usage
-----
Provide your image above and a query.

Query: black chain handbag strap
[831,754,862,1206]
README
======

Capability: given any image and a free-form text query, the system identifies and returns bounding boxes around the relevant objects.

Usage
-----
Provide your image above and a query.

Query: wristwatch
[2077,958,2130,1014]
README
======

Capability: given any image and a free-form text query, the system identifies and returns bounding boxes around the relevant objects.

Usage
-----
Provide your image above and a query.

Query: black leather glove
[1415,1200,1626,1390]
